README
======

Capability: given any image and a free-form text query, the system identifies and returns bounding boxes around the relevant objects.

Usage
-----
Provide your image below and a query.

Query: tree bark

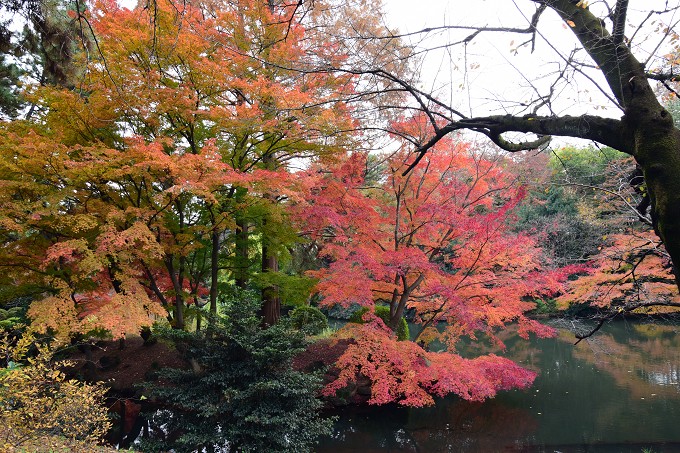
[235,216,249,289]
[259,151,281,326]
[210,230,219,315]
[164,254,185,330]
[389,274,424,331]
[261,232,281,326]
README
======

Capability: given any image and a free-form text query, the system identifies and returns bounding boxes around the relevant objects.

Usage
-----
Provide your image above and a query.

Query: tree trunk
[389,274,424,330]
[261,234,281,326]
[165,255,185,330]
[210,230,219,315]
[235,216,249,289]
[628,110,680,283]
[260,151,281,326]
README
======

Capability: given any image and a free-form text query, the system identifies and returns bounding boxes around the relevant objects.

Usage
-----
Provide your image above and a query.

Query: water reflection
[317,319,680,452]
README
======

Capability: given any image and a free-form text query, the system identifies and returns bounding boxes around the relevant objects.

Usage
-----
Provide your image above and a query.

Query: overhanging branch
[403,114,630,175]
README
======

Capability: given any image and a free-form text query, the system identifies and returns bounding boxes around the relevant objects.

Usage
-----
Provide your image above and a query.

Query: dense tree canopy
[1,4,680,450]
[290,115,589,404]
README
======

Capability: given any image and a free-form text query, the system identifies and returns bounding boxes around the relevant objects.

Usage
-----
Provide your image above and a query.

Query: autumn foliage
[557,230,680,312]
[2,0,667,416]
[293,118,580,405]
[325,322,536,406]
[0,0,354,337]
[0,330,111,450]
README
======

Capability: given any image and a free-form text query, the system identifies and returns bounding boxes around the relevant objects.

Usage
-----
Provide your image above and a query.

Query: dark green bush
[0,306,25,331]
[289,306,328,336]
[349,305,409,341]
[141,292,333,453]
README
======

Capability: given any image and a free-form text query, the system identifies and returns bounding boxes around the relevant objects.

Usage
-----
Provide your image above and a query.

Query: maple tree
[0,0,358,336]
[0,119,225,339]
[99,0,356,326]
[557,229,680,314]
[294,116,580,405]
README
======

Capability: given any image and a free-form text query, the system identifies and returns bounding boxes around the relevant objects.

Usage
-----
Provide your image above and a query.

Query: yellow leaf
[566,20,576,27]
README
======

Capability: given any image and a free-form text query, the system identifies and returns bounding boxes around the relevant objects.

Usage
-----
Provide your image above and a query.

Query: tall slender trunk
[260,151,281,326]
[165,254,185,329]
[261,222,280,326]
[196,301,202,331]
[235,216,249,289]
[210,230,219,315]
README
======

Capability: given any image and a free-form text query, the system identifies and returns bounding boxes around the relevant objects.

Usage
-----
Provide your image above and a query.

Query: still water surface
[316,319,680,453]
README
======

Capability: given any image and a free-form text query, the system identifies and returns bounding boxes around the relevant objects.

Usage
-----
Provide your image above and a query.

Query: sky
[382,0,680,119]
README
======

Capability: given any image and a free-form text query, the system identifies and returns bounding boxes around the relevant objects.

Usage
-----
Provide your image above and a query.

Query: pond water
[316,319,680,453]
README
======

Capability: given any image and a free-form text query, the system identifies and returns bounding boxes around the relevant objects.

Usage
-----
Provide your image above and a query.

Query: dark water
[316,319,680,453]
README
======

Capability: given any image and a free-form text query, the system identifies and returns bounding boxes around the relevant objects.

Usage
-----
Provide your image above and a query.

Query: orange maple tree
[85,0,356,326]
[0,0,356,337]
[557,229,680,313]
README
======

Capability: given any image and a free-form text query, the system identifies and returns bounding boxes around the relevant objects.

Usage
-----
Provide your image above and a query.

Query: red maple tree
[295,116,580,405]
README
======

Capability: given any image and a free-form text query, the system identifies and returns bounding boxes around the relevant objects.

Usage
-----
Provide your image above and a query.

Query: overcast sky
[383,0,680,119]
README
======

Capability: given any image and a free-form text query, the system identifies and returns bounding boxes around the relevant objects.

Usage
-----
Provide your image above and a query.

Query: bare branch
[646,71,680,82]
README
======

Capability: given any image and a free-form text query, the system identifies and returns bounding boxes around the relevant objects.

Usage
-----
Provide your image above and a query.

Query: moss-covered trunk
[630,114,680,283]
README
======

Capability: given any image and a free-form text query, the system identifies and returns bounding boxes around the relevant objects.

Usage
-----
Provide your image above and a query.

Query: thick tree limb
[646,71,680,82]
[403,114,630,175]
[611,0,629,46]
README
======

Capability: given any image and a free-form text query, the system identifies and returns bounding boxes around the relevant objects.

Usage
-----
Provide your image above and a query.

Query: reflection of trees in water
[453,325,544,373]
[317,405,416,453]
[318,396,538,452]
[562,322,680,399]
[406,399,538,452]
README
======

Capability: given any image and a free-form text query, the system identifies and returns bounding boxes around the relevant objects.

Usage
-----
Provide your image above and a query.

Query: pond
[316,319,680,453]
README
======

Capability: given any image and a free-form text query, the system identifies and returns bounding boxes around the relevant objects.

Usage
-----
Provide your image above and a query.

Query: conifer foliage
[141,293,332,453]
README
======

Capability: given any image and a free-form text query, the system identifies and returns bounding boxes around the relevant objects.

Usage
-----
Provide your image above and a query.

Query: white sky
[383,0,680,119]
